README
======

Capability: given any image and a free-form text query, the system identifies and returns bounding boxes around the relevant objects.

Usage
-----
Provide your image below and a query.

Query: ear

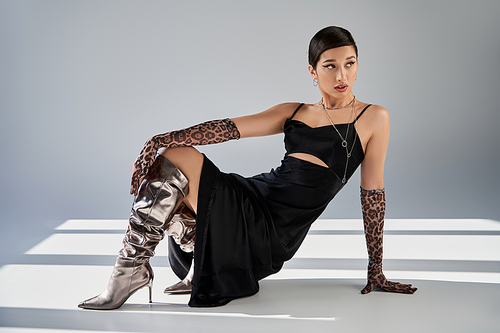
[308,64,317,79]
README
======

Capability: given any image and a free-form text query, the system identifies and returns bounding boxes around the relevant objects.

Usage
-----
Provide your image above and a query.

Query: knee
[160,146,203,181]
[160,147,203,173]
[160,146,201,161]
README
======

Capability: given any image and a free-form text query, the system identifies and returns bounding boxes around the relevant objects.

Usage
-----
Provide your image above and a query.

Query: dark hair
[308,26,358,70]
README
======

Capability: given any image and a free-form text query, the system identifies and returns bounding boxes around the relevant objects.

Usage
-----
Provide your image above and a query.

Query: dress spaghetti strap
[353,104,372,123]
[289,103,305,120]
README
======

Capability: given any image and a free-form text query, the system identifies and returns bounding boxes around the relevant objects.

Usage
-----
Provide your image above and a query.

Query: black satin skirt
[170,154,343,307]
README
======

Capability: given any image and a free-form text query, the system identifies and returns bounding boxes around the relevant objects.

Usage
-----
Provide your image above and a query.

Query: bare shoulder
[354,103,389,149]
[364,104,389,122]
[267,102,304,118]
[358,103,390,132]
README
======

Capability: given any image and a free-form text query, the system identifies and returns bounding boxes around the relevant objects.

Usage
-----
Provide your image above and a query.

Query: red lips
[335,85,348,92]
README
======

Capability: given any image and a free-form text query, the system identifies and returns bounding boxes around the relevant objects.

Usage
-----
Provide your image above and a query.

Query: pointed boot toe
[78,292,122,310]
[78,258,153,310]
[164,279,192,294]
[78,295,112,310]
[78,299,91,309]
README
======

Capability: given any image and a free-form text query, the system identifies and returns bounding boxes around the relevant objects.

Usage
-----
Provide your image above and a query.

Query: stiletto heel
[148,281,153,303]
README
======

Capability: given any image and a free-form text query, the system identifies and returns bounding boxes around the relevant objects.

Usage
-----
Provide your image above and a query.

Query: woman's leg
[159,147,204,294]
[159,146,204,214]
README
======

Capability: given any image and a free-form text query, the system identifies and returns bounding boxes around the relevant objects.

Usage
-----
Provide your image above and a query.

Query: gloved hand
[360,187,417,294]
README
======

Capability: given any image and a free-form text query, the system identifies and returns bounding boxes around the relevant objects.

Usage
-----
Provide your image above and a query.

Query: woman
[79,26,417,310]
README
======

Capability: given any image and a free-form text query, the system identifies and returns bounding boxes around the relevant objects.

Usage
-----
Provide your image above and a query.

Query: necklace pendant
[342,178,346,184]
[342,141,348,148]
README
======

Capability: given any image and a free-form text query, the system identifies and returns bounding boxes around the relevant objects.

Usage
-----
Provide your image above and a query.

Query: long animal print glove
[130,119,240,195]
[360,187,417,294]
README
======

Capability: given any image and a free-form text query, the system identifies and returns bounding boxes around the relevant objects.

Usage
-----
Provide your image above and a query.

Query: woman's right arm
[231,102,301,138]
[130,103,300,194]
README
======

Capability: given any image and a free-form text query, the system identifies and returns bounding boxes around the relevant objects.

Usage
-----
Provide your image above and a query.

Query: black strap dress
[171,103,371,307]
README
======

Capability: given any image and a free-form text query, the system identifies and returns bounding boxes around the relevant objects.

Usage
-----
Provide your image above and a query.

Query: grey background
[1,0,499,252]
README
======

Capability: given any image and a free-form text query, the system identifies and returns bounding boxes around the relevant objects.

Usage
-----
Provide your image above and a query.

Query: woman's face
[308,45,358,100]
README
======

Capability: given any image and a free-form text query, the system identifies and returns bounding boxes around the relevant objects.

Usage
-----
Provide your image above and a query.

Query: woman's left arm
[360,105,390,190]
[359,106,417,294]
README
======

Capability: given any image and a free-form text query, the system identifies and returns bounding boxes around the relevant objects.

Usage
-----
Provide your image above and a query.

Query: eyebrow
[322,56,356,63]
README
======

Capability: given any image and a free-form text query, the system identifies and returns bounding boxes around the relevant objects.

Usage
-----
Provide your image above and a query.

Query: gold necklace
[319,95,356,110]
[320,100,358,184]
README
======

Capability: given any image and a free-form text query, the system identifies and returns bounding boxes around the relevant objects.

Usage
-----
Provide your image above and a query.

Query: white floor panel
[271,268,500,284]
[25,231,500,261]
[56,218,500,231]
[1,218,499,333]
[0,265,189,310]
[56,219,129,230]
[1,264,497,313]
[295,234,500,260]
[24,234,169,256]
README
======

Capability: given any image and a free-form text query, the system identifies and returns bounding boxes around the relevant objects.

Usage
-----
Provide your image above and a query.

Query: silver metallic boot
[166,202,196,253]
[163,203,196,294]
[78,155,188,310]
[164,258,194,294]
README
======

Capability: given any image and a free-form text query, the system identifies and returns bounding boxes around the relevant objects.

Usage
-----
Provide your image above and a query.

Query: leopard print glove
[360,187,417,294]
[130,118,240,195]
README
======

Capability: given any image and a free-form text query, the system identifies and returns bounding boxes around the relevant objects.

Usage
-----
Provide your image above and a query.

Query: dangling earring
[313,78,318,87]
[355,75,358,81]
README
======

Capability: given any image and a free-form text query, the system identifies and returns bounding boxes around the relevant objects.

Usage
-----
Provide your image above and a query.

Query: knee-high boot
[78,155,188,310]
[164,202,196,294]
